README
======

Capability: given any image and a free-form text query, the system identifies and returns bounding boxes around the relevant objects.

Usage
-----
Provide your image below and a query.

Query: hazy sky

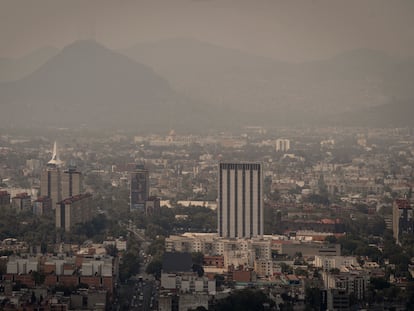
[1,0,414,61]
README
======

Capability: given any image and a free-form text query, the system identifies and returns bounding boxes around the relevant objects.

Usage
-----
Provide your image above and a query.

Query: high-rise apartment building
[0,191,11,207]
[275,139,290,152]
[40,167,62,207]
[218,162,263,238]
[393,199,413,244]
[56,193,93,232]
[62,165,82,199]
[11,193,31,212]
[33,196,52,216]
[130,165,150,210]
[41,142,83,208]
[40,142,63,207]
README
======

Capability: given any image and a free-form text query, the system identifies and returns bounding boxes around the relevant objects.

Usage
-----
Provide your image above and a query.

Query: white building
[314,255,358,270]
[218,162,263,238]
[161,273,215,295]
[7,257,39,274]
[324,271,370,300]
[275,139,290,152]
[165,234,273,274]
[254,259,274,277]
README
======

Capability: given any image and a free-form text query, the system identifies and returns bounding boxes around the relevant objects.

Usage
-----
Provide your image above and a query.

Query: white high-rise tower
[275,139,290,152]
[218,162,263,238]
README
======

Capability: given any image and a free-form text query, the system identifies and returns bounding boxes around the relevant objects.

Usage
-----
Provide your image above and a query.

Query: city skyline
[0,1,413,308]
[0,126,414,308]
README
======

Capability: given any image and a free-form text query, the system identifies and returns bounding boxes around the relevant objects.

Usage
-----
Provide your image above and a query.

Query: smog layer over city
[0,1,414,310]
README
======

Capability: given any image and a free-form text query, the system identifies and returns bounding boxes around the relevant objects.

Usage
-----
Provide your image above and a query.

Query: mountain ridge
[1,38,413,130]
[121,38,414,126]
[0,40,212,131]
[0,46,59,82]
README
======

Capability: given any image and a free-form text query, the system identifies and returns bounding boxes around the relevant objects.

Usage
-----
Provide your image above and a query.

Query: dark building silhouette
[56,193,93,232]
[33,196,52,216]
[62,164,82,199]
[130,165,150,210]
[11,193,31,212]
[393,199,413,244]
[0,191,10,207]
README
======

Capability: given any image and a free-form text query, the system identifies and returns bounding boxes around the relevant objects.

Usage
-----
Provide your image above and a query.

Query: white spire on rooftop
[47,141,63,166]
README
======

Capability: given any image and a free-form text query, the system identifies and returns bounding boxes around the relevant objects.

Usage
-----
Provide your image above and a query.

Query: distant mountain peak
[62,39,108,52]
[54,39,127,63]
[0,39,204,130]
[23,39,157,83]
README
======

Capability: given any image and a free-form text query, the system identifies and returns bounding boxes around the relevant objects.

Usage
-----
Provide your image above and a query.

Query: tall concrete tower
[393,199,413,244]
[130,165,150,210]
[62,164,82,199]
[40,142,63,208]
[218,162,263,238]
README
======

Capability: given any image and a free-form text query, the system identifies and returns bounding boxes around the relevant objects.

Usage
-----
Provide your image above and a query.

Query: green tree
[305,287,322,311]
[146,258,163,279]
[305,194,329,205]
[32,271,46,286]
[295,267,308,277]
[147,237,165,259]
[214,274,225,288]
[279,262,293,274]
[325,235,337,243]
[192,252,204,265]
[370,277,390,290]
[105,244,119,257]
[119,252,141,282]
[212,289,275,311]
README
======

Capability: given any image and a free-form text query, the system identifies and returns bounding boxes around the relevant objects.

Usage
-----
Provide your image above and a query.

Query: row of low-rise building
[6,253,116,275]
[322,268,371,302]
[0,238,28,253]
[158,252,216,311]
[165,233,342,278]
[3,253,117,295]
[0,285,107,310]
[162,237,381,309]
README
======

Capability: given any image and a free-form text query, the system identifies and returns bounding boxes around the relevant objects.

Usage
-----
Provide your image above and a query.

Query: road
[115,222,157,311]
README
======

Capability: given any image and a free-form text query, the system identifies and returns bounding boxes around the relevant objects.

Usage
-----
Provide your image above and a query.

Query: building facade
[40,142,63,207]
[33,196,52,216]
[218,162,263,238]
[41,167,62,208]
[56,193,93,232]
[0,190,11,207]
[130,165,150,210]
[275,139,290,152]
[11,193,31,212]
[393,199,413,244]
[62,165,82,200]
